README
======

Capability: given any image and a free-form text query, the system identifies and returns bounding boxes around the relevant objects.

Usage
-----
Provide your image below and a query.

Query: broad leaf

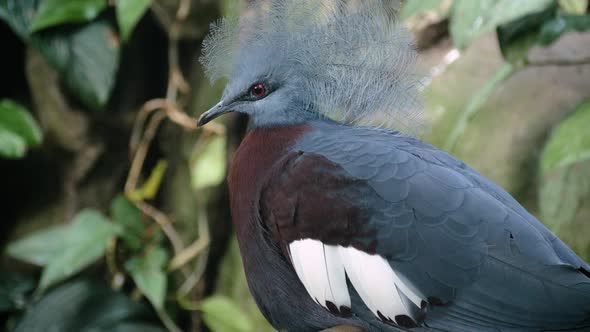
[111,195,144,251]
[116,0,151,42]
[0,0,40,39]
[496,5,556,64]
[192,136,227,190]
[7,209,121,292]
[38,210,121,291]
[539,161,590,230]
[538,13,590,46]
[0,0,120,110]
[0,99,43,146]
[13,279,165,332]
[450,0,553,49]
[6,227,69,266]
[31,0,107,32]
[0,128,26,159]
[125,247,167,310]
[201,295,253,332]
[539,101,590,259]
[541,101,590,173]
[0,272,35,312]
[35,21,121,110]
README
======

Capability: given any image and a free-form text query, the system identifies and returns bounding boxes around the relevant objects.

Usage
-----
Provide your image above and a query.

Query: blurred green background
[0,0,589,331]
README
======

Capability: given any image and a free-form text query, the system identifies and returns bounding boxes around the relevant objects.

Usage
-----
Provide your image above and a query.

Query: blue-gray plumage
[292,122,590,331]
[197,1,590,331]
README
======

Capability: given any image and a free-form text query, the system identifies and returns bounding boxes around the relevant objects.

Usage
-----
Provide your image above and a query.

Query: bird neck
[247,102,323,129]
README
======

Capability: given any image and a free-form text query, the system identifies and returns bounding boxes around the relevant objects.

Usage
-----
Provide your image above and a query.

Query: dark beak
[197,101,230,127]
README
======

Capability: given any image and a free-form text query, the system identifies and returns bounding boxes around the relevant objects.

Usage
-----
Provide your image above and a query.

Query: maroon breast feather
[228,124,309,238]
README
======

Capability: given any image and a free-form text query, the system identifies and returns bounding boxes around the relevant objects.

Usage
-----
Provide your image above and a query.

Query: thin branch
[528,56,590,67]
[125,110,167,194]
[175,196,211,309]
[168,231,210,272]
[168,196,210,271]
[157,307,183,332]
[130,99,170,154]
[134,200,185,258]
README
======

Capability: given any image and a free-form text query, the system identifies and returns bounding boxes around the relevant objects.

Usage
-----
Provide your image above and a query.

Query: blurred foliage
[111,195,145,251]
[31,0,107,31]
[125,246,168,310]
[0,0,589,331]
[0,0,120,110]
[116,0,151,41]
[539,101,590,258]
[7,210,121,292]
[0,99,42,159]
[0,272,35,313]
[450,0,553,49]
[201,295,253,332]
[540,101,590,173]
[192,136,227,190]
[12,279,165,332]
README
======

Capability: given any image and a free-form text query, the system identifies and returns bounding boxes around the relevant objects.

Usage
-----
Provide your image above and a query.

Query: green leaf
[0,272,35,312]
[0,128,26,159]
[0,0,120,110]
[36,20,121,110]
[450,0,553,49]
[39,210,121,291]
[13,279,166,332]
[125,247,167,310]
[400,0,450,20]
[541,101,590,173]
[539,161,590,230]
[539,101,590,259]
[496,5,556,64]
[538,13,590,45]
[31,0,107,32]
[6,227,70,266]
[191,136,227,190]
[0,99,43,146]
[558,0,588,14]
[111,195,144,251]
[0,0,40,40]
[7,209,121,292]
[201,296,254,332]
[116,0,151,42]
[0,98,42,158]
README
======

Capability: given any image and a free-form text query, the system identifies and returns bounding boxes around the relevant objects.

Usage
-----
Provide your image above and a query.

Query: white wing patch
[289,239,351,314]
[289,239,424,326]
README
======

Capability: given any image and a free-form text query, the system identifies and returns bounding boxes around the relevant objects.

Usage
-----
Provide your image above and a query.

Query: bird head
[198,0,425,133]
[198,44,311,128]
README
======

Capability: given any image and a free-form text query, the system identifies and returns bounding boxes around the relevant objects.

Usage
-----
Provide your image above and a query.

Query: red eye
[250,83,266,98]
